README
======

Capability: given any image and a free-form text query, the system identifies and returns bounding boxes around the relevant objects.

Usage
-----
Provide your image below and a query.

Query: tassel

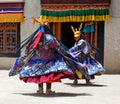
[75,70,82,79]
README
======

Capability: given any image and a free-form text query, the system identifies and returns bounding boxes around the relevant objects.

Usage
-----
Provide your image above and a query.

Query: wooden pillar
[56,22,61,41]
[94,22,98,47]
[52,22,61,41]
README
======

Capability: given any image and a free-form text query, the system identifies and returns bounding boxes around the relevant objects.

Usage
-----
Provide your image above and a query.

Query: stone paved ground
[0,70,120,104]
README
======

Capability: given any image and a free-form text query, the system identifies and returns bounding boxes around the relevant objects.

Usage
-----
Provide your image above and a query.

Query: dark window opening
[61,22,81,49]
[96,21,104,65]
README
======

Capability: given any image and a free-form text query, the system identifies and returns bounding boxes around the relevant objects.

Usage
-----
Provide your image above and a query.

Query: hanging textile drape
[40,0,110,4]
[40,0,110,22]
[0,2,24,22]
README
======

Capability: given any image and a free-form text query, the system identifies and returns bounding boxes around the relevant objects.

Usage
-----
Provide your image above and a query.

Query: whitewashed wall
[104,0,120,73]
[21,0,40,45]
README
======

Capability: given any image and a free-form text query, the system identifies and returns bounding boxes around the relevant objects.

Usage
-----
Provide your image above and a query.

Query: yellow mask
[71,23,83,38]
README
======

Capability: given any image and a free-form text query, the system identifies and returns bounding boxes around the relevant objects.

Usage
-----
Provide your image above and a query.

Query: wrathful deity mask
[71,23,83,38]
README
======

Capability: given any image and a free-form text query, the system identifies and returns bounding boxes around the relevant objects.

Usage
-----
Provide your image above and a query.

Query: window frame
[0,23,20,57]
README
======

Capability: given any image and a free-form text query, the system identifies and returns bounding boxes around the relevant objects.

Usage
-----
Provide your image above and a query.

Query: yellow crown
[71,23,83,38]
[32,17,50,25]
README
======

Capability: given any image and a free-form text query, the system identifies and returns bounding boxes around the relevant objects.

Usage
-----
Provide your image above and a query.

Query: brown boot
[46,83,55,95]
[86,79,92,85]
[73,78,78,85]
[46,89,55,95]
[37,84,44,94]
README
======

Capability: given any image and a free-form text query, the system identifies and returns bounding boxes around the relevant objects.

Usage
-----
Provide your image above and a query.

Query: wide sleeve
[68,40,86,57]
[43,34,60,49]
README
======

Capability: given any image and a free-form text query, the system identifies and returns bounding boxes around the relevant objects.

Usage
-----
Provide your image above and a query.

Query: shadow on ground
[14,92,92,97]
[64,83,107,87]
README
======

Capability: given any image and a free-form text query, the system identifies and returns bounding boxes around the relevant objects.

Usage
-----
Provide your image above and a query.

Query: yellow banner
[0,13,24,23]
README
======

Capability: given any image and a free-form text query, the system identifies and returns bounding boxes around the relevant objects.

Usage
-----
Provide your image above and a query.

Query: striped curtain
[40,0,110,22]
[0,2,24,23]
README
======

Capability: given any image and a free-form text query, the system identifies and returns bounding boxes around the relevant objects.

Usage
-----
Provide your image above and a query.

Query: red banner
[41,0,110,5]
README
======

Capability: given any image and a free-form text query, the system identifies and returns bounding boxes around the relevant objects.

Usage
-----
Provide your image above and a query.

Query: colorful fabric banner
[0,2,24,22]
[40,1,110,22]
[41,0,110,4]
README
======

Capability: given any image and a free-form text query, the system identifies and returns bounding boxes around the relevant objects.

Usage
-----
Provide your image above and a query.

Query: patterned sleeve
[43,34,60,49]
[69,40,86,53]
